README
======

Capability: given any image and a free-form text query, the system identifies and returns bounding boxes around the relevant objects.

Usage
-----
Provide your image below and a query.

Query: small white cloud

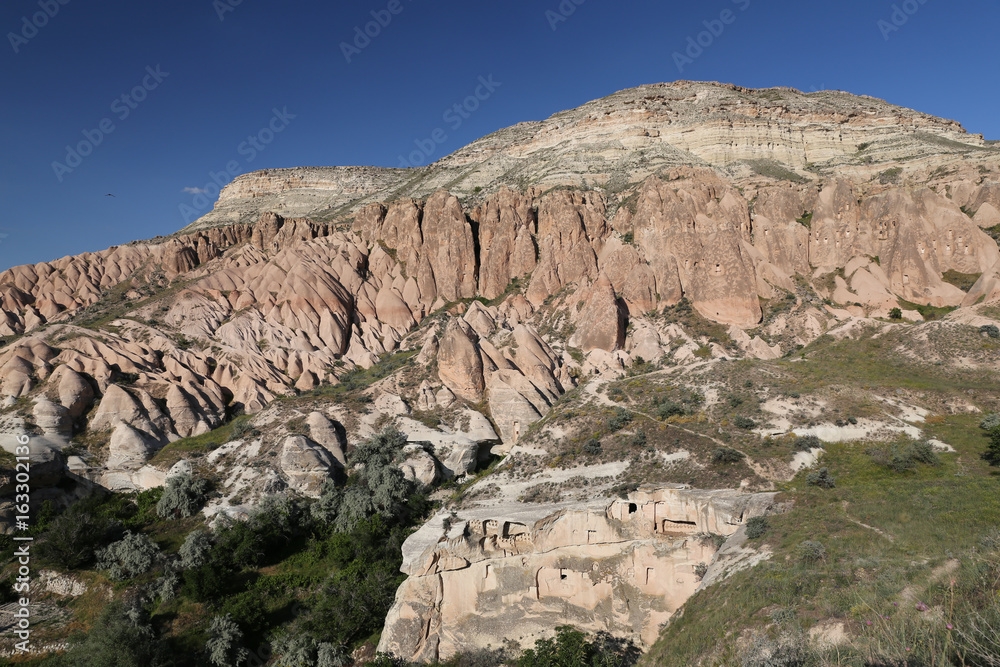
[183,187,209,195]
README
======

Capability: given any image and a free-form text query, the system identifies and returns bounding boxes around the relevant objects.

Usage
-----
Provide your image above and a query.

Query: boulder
[106,423,156,470]
[399,445,439,486]
[279,435,336,497]
[306,411,346,467]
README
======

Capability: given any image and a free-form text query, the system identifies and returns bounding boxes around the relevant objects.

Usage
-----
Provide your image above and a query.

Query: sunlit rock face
[378,486,776,662]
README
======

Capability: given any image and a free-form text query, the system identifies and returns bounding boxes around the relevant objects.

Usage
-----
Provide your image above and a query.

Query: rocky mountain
[2,80,1000,664]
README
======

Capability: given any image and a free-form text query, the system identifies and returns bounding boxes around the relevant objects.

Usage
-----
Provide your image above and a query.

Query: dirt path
[842,501,894,542]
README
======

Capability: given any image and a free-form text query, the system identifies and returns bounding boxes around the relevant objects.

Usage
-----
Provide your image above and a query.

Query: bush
[57,601,171,666]
[867,440,939,472]
[713,447,744,464]
[583,439,603,456]
[798,540,826,562]
[231,418,260,439]
[657,401,686,420]
[517,626,640,667]
[694,562,709,579]
[984,428,1000,467]
[793,435,822,452]
[806,467,836,489]
[981,414,1000,432]
[312,426,415,532]
[96,531,161,581]
[607,408,633,432]
[206,614,249,667]
[156,473,209,518]
[981,324,1000,339]
[629,430,647,448]
[153,567,179,602]
[732,416,756,430]
[889,307,903,320]
[909,440,939,464]
[745,516,769,540]
[37,503,119,570]
[271,633,349,667]
[179,530,213,569]
[740,632,808,667]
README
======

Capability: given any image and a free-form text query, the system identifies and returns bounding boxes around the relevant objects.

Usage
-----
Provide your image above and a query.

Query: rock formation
[378,486,776,662]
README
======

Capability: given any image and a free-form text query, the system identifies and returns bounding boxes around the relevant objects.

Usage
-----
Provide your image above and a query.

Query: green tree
[206,614,249,667]
[57,602,170,667]
[156,473,209,518]
[517,626,639,667]
[984,428,1000,466]
[95,531,161,581]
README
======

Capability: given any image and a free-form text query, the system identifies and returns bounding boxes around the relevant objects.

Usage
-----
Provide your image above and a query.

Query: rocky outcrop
[279,435,337,497]
[437,321,485,403]
[570,274,626,352]
[378,485,776,662]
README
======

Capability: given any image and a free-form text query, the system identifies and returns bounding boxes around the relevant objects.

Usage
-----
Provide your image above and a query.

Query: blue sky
[1,0,997,271]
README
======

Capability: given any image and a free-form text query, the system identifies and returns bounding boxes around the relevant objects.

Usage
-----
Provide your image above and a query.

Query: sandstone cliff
[379,486,776,661]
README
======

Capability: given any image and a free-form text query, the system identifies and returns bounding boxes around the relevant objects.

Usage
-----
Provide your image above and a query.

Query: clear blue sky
[1,0,997,271]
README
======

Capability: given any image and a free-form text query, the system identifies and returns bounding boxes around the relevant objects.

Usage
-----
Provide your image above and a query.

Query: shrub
[154,567,179,602]
[206,614,250,667]
[867,440,939,472]
[909,440,939,464]
[984,428,1000,467]
[629,430,647,448]
[769,608,796,625]
[740,632,808,667]
[806,467,835,488]
[607,407,633,432]
[313,426,415,532]
[96,531,161,581]
[879,166,903,185]
[516,625,640,667]
[37,504,118,570]
[981,324,1000,339]
[156,473,209,518]
[58,601,170,666]
[798,540,826,562]
[231,418,260,439]
[657,401,686,420]
[888,307,903,320]
[981,414,1000,432]
[745,516,769,539]
[697,533,727,550]
[713,447,745,464]
[271,633,349,667]
[732,416,756,430]
[179,530,213,569]
[694,562,708,579]
[583,439,603,456]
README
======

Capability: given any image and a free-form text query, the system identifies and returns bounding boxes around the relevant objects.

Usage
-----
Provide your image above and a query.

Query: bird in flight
[105,193,115,197]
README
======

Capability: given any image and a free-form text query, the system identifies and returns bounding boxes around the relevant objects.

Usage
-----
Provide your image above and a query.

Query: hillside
[0,81,999,665]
